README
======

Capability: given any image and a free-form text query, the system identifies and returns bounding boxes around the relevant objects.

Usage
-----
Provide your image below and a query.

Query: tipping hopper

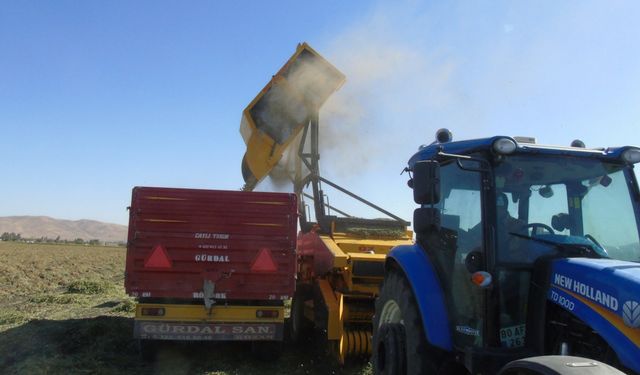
[240,42,345,191]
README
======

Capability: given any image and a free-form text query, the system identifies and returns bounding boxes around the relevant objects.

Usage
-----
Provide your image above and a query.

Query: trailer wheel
[289,284,313,343]
[498,355,626,375]
[373,269,439,374]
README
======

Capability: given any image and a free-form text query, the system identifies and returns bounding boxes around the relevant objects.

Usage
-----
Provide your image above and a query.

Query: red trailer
[125,187,297,355]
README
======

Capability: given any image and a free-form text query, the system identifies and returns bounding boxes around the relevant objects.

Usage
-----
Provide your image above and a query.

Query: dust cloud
[319,5,459,178]
[260,132,307,192]
[278,4,459,181]
[257,2,461,192]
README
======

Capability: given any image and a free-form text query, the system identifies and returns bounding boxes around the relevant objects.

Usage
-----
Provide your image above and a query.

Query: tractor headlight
[492,138,517,155]
[622,148,640,164]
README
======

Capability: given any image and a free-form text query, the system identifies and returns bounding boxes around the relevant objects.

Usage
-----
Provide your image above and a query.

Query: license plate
[134,321,282,341]
[499,324,526,348]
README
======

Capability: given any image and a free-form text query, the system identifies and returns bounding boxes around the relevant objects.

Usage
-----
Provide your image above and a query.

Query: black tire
[289,285,313,343]
[375,323,407,375]
[373,269,440,375]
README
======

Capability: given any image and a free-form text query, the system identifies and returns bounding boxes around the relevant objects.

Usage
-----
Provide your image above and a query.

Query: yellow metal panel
[350,284,382,295]
[135,304,284,323]
[317,279,342,340]
[348,252,387,263]
[319,235,349,268]
[342,266,383,295]
[331,232,412,256]
[242,127,282,188]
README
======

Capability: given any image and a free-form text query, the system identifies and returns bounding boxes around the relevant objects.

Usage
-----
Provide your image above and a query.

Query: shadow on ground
[0,317,370,375]
[0,316,145,374]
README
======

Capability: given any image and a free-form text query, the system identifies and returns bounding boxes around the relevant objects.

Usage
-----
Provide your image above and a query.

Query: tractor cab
[409,130,640,361]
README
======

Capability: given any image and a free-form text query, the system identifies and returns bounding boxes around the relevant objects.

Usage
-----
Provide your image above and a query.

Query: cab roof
[408,135,634,167]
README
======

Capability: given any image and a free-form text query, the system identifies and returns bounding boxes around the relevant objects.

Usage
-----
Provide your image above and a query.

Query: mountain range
[0,216,127,243]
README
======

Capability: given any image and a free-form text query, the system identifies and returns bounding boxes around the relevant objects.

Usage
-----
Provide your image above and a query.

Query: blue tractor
[373,130,640,374]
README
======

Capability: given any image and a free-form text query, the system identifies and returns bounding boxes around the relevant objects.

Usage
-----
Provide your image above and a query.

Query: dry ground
[0,242,371,375]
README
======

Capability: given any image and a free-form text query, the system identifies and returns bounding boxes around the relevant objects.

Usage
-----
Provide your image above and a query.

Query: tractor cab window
[495,183,570,264]
[581,169,640,262]
[494,155,640,263]
[427,160,485,347]
[529,183,569,234]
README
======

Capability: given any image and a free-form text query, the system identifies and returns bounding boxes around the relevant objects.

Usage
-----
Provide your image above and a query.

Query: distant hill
[0,216,127,243]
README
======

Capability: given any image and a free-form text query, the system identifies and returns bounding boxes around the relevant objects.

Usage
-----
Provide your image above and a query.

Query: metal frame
[294,110,407,231]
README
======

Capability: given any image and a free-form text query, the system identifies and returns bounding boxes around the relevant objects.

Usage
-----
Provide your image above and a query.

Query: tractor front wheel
[375,323,407,375]
[373,269,439,374]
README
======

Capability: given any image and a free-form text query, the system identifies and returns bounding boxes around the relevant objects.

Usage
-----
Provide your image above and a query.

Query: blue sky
[1,1,639,225]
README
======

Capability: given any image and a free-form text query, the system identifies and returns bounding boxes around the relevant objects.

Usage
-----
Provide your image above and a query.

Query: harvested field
[0,242,371,374]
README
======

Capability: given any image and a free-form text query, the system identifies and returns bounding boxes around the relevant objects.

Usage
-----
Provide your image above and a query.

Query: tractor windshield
[492,154,640,349]
[494,155,640,263]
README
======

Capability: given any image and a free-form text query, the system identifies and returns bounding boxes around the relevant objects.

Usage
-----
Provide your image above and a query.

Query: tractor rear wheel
[373,269,439,374]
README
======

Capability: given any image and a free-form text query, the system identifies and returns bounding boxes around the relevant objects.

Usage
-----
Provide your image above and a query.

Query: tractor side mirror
[413,161,441,205]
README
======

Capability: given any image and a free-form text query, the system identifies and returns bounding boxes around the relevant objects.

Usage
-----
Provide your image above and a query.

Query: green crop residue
[111,299,136,313]
[0,311,28,325]
[342,227,406,239]
[66,280,111,295]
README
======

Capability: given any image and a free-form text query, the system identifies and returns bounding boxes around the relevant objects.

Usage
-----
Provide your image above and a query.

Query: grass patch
[0,311,27,325]
[66,280,111,295]
[0,242,372,374]
[29,294,81,304]
[111,298,136,313]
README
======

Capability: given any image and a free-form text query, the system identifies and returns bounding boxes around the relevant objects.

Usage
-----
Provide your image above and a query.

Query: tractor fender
[386,243,453,351]
[498,355,625,375]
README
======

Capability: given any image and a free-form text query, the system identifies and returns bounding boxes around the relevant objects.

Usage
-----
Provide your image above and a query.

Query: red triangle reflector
[144,245,172,268]
[251,248,277,272]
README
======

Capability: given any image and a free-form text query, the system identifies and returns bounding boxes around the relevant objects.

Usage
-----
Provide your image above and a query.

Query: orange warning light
[471,271,492,288]
[144,244,172,269]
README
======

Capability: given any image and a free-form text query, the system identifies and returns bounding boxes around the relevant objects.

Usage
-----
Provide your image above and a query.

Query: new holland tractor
[373,129,640,374]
